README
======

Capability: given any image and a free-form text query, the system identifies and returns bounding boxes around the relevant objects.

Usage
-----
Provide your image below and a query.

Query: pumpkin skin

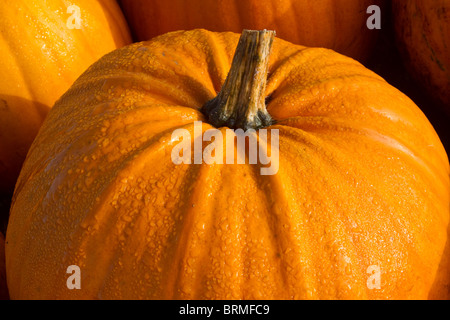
[6,29,450,299]
[0,0,132,195]
[392,0,450,109]
[0,232,8,300]
[119,0,384,62]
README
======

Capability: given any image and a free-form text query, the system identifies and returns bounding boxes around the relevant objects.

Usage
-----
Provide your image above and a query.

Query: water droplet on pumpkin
[345,264,352,275]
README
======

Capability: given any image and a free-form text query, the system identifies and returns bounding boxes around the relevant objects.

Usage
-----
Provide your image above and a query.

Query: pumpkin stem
[201,29,275,130]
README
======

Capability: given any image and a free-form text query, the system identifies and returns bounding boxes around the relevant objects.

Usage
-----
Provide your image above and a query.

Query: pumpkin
[119,0,385,62]
[0,0,132,195]
[392,0,450,109]
[0,232,8,300]
[6,29,450,299]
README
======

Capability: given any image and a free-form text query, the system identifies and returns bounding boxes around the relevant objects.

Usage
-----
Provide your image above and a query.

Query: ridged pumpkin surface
[0,0,131,194]
[119,0,384,62]
[393,0,450,108]
[6,30,450,299]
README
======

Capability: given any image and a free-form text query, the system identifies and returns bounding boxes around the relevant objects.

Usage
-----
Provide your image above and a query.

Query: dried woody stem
[201,29,275,130]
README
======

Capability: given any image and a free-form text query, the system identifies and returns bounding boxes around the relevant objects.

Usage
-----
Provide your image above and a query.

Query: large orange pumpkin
[119,0,385,62]
[0,232,8,300]
[6,29,450,299]
[0,0,132,195]
[392,0,450,109]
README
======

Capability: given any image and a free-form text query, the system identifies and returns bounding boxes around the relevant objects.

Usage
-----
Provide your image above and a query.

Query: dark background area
[365,6,450,154]
[1,5,449,235]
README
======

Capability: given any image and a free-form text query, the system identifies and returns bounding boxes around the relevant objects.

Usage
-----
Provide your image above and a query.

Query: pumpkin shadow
[0,94,50,121]
[428,217,450,299]
[0,94,51,227]
[0,231,8,300]
[0,192,12,236]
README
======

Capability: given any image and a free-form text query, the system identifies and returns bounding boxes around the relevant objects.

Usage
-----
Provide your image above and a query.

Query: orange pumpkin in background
[0,0,132,195]
[5,29,450,299]
[392,0,450,110]
[119,0,385,62]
